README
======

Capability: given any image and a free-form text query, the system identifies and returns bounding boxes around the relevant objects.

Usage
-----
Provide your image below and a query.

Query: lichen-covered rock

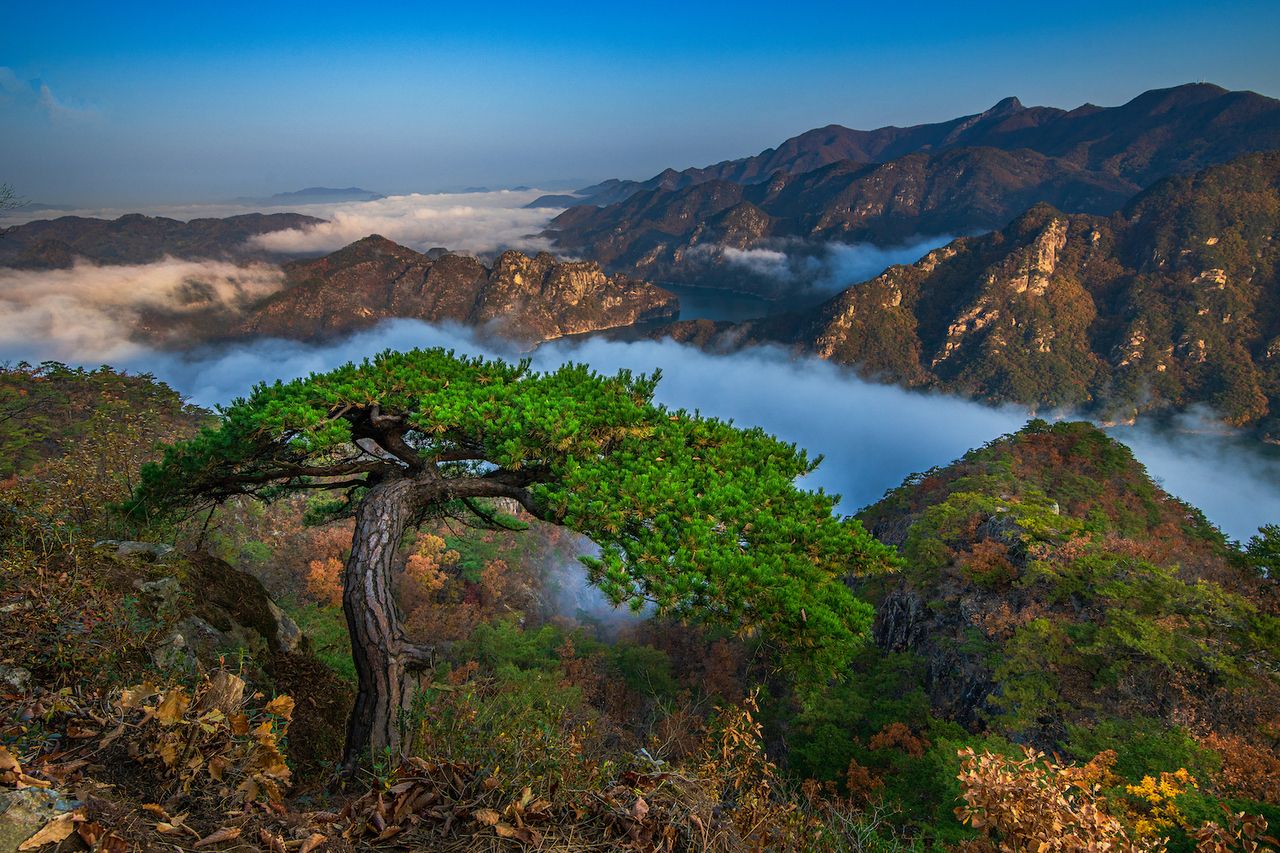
[116,551,307,673]
[0,788,81,853]
[0,665,31,693]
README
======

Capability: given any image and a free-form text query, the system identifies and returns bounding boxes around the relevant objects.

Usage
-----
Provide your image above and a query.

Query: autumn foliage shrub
[115,670,295,804]
[1201,734,1280,805]
[957,747,1276,853]
[957,746,1160,851]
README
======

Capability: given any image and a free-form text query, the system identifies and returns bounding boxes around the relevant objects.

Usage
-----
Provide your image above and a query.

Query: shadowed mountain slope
[655,152,1280,437]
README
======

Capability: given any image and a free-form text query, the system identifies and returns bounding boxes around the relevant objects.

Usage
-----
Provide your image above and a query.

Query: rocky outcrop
[235,236,678,344]
[873,586,997,731]
[0,788,81,853]
[852,420,1280,745]
[105,545,305,673]
[653,152,1280,435]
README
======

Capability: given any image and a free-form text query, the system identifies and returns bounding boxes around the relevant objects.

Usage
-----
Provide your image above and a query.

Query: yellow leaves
[157,738,181,768]
[18,809,85,850]
[1124,767,1197,833]
[297,832,327,853]
[956,746,1161,852]
[0,745,51,789]
[258,828,287,853]
[156,687,190,725]
[264,694,295,720]
[193,826,242,848]
[473,808,501,826]
[113,672,294,805]
[207,755,229,781]
[118,681,158,709]
[140,803,169,820]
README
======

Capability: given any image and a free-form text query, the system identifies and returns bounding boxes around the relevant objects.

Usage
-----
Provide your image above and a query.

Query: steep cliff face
[237,236,678,344]
[659,153,1280,436]
[854,420,1279,744]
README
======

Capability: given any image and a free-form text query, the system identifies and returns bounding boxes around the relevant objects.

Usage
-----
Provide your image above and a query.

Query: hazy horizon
[4,0,1280,207]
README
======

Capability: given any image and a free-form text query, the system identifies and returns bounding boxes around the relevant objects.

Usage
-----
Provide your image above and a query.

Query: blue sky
[3,0,1279,205]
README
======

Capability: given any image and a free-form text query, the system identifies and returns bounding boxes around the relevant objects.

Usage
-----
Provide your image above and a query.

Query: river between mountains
[656,283,794,322]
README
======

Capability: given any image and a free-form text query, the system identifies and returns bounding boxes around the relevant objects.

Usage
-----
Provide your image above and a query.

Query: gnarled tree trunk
[338,466,543,770]
[341,475,434,769]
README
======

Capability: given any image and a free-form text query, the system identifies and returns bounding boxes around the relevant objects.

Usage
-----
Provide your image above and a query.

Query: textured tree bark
[338,467,546,770]
[340,476,430,770]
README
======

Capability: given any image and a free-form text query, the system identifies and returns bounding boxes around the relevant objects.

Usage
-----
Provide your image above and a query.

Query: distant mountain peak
[269,186,385,203]
[986,95,1025,115]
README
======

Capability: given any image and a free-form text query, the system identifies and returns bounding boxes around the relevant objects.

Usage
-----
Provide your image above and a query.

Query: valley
[3,36,1280,850]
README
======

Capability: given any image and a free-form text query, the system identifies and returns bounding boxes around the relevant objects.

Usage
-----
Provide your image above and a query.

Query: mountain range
[0,212,324,268]
[129,235,678,348]
[544,84,1280,295]
[4,82,1279,438]
[229,186,386,205]
[657,152,1280,439]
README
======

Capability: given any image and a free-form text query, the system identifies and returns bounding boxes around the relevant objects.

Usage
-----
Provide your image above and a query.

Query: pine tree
[126,348,897,768]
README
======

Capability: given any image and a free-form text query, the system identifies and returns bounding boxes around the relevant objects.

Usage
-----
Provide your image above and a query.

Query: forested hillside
[2,361,1277,851]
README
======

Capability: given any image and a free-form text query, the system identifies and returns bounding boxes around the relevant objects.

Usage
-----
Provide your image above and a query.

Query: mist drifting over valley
[7,6,1280,842]
[6,298,1275,541]
[147,325,1280,543]
[3,187,1278,542]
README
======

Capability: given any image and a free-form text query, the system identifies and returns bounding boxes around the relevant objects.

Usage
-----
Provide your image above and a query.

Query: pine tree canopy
[128,347,898,679]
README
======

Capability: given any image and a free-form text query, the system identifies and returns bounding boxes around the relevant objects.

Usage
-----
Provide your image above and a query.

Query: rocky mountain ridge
[0,212,326,268]
[655,152,1280,438]
[550,147,1138,297]
[544,84,1280,294]
[229,235,679,344]
[540,83,1280,209]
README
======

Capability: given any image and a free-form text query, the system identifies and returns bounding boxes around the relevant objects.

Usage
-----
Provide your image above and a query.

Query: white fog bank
[100,319,1280,544]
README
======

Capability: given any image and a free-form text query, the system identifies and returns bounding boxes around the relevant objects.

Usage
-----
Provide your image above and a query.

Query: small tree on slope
[125,348,897,769]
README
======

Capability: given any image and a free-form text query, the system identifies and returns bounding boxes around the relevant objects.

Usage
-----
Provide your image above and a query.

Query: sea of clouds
[4,191,1278,542]
[10,189,562,257]
[0,259,285,362]
[697,233,955,294]
[57,320,1272,544]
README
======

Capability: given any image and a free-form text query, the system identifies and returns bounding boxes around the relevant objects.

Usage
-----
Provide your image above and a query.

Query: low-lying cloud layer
[246,190,561,256]
[10,190,564,258]
[0,259,284,362]
[693,234,955,294]
[823,235,955,290]
[83,319,1280,544]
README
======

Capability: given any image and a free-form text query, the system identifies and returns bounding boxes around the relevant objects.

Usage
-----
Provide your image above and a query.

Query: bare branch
[446,475,555,522]
[282,477,369,491]
[398,639,451,671]
[461,497,526,531]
